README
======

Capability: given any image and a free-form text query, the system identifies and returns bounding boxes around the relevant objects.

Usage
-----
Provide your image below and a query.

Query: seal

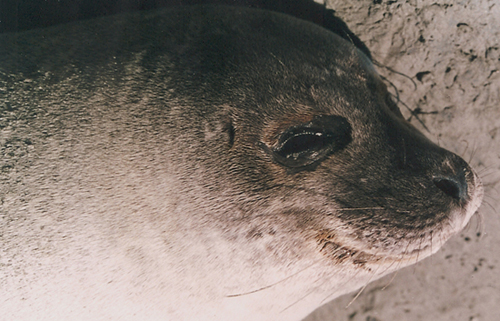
[0,5,483,321]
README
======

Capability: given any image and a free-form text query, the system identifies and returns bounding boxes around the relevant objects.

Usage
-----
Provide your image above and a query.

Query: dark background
[0,0,371,58]
[0,0,327,32]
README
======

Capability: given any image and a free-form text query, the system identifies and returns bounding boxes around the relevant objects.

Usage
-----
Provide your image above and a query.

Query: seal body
[0,5,483,321]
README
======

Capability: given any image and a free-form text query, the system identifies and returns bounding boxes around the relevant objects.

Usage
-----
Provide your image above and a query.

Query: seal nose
[433,173,468,201]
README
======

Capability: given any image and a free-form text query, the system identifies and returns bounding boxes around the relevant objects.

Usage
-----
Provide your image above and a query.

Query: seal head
[0,5,483,321]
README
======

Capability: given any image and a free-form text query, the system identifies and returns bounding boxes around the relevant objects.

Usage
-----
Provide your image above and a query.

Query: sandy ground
[306,1,500,320]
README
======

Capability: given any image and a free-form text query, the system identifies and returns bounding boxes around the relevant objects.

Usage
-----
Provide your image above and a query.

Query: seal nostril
[433,177,466,201]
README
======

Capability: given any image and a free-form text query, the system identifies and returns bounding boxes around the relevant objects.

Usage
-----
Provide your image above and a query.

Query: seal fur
[0,5,483,321]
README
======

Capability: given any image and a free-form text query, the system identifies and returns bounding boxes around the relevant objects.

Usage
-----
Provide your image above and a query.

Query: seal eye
[272,115,352,168]
[278,130,331,159]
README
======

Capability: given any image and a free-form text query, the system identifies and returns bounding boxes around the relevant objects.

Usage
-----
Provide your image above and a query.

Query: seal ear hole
[272,115,352,168]
[223,120,235,148]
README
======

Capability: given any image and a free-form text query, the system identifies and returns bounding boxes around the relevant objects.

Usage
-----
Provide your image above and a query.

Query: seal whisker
[467,141,479,165]
[483,185,499,200]
[390,255,406,279]
[479,200,495,218]
[381,267,400,291]
[225,259,322,298]
[269,52,286,68]
[280,282,322,313]
[278,259,349,314]
[345,263,382,308]
[319,267,365,305]
[474,213,484,237]
[460,140,470,160]
[378,255,399,277]
[430,230,434,261]
[336,206,385,211]
[400,242,414,270]
[414,236,424,266]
